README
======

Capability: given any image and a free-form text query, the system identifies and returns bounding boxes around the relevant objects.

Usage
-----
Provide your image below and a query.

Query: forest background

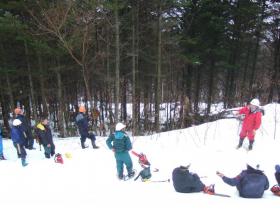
[0,0,279,137]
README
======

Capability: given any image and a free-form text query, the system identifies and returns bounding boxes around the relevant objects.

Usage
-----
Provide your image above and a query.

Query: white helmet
[250,98,260,107]
[12,119,22,126]
[115,122,126,131]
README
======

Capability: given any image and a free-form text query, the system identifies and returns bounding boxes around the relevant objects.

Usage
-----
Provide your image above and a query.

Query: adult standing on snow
[14,108,35,150]
[75,106,99,149]
[0,124,6,160]
[216,164,269,198]
[35,117,56,158]
[11,119,28,167]
[106,122,135,180]
[236,98,262,150]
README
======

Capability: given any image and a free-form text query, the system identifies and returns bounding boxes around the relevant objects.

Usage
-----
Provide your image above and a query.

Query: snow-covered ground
[1,103,279,210]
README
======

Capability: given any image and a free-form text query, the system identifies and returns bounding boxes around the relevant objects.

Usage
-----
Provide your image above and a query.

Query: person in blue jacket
[75,106,98,149]
[217,164,269,198]
[11,119,28,166]
[106,122,135,180]
[35,117,55,158]
[14,108,35,150]
[172,165,214,194]
[0,124,6,160]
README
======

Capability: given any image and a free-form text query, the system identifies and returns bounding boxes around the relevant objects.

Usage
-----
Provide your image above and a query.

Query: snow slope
[0,103,279,210]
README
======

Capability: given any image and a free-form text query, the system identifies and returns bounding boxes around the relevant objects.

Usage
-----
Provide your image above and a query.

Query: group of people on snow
[1,98,279,198]
[1,107,56,166]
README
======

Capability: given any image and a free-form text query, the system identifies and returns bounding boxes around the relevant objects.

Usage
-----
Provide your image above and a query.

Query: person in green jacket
[106,122,135,180]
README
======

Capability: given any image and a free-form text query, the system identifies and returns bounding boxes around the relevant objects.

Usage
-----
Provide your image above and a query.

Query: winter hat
[250,98,260,107]
[79,106,86,113]
[115,122,126,131]
[275,165,280,173]
[12,119,22,126]
[14,108,22,115]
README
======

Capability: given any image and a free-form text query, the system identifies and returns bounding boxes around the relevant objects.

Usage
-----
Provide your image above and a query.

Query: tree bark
[37,51,49,116]
[114,0,120,122]
[24,40,37,120]
[155,2,162,132]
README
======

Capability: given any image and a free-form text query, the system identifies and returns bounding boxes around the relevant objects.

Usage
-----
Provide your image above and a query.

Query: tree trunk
[194,65,201,113]
[114,0,120,122]
[131,1,139,135]
[267,36,280,102]
[37,51,49,116]
[121,78,127,122]
[56,57,67,137]
[155,2,162,132]
[206,58,216,114]
[24,41,37,120]
[249,0,266,98]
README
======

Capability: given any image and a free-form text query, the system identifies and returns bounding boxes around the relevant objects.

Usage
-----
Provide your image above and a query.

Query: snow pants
[239,128,255,141]
[114,151,133,177]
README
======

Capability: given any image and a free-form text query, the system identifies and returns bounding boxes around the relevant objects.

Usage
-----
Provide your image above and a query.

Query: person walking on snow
[216,164,269,198]
[106,123,135,180]
[35,117,56,159]
[75,106,99,149]
[0,124,6,160]
[236,98,262,150]
[10,119,28,167]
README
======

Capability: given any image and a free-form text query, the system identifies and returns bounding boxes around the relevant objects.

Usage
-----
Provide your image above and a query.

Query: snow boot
[0,154,6,160]
[248,140,254,150]
[21,158,28,167]
[81,142,88,149]
[128,170,135,178]
[91,140,99,149]
[236,138,244,149]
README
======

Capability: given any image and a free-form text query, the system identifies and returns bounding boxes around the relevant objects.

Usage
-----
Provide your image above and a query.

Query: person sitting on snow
[35,117,56,159]
[75,106,99,149]
[172,165,214,194]
[217,163,269,198]
[270,164,280,196]
[134,153,152,181]
[106,122,135,180]
[236,98,262,150]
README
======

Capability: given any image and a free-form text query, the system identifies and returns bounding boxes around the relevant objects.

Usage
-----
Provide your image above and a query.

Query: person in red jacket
[236,98,262,150]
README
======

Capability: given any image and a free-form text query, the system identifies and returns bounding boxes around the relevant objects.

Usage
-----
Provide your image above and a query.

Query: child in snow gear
[132,151,152,181]
[54,153,63,164]
[0,125,6,160]
[236,99,262,150]
[172,165,214,194]
[217,164,269,198]
[11,119,28,167]
[270,164,280,196]
[14,108,35,150]
[106,123,135,180]
[75,106,99,149]
[35,117,56,159]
